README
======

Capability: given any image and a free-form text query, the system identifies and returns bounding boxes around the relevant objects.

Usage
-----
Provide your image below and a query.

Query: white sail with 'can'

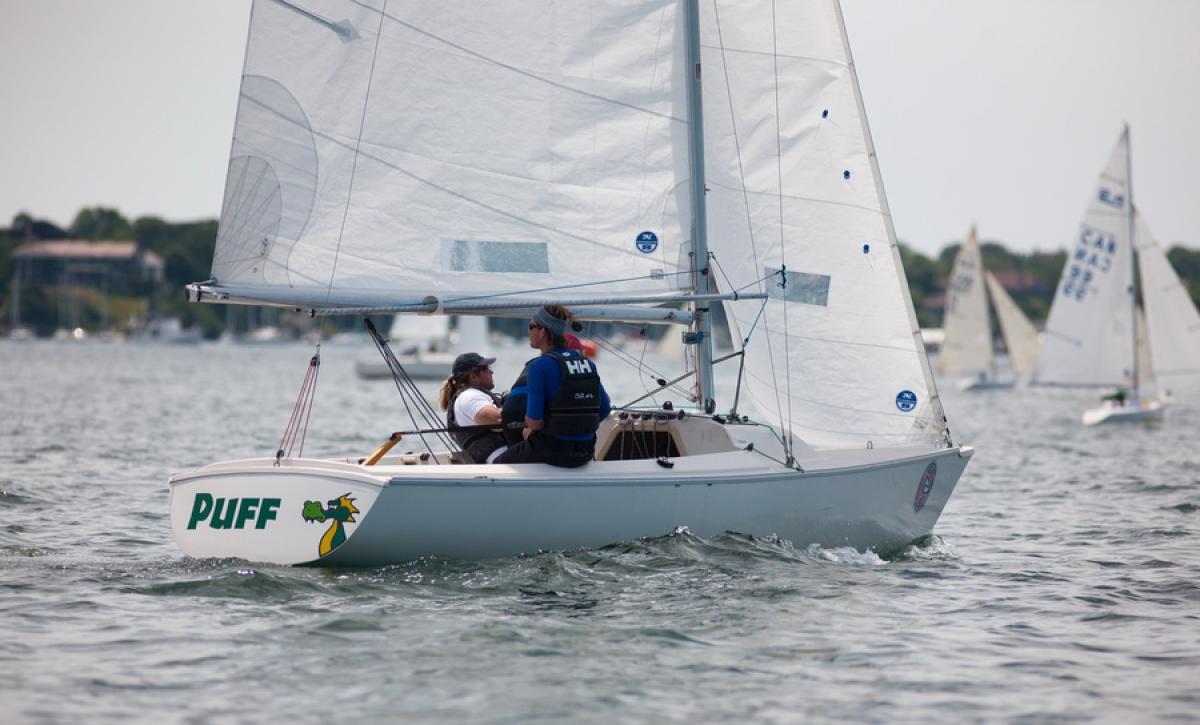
[1034,129,1137,389]
[169,0,972,566]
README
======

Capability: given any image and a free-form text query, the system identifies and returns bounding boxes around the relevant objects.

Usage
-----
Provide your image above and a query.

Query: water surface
[1,340,1197,722]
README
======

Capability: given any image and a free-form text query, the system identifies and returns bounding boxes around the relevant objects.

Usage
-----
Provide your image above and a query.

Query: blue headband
[532,307,568,336]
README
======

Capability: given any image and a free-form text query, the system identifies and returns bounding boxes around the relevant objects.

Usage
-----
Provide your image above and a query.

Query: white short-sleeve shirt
[453,388,495,426]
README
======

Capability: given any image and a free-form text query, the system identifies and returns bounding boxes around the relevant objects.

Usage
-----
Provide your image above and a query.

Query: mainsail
[1033,128,1135,386]
[938,226,992,377]
[214,0,696,308]
[984,271,1040,380]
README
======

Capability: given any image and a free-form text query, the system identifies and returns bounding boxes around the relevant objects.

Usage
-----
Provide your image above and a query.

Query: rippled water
[2,339,1197,722]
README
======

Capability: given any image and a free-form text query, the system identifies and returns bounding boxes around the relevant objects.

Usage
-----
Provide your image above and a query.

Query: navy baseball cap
[452,352,496,375]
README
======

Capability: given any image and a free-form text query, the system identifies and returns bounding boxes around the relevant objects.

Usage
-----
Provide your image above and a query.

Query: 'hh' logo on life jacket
[565,358,593,375]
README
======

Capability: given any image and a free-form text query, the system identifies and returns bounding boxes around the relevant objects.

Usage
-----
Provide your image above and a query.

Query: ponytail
[438,371,472,411]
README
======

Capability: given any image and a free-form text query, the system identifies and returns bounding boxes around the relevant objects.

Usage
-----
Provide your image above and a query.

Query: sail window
[447,240,549,274]
[765,267,830,307]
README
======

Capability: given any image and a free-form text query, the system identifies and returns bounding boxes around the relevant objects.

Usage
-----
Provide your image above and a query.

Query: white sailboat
[169,0,973,566]
[355,314,453,380]
[937,226,1039,390]
[1035,126,1200,424]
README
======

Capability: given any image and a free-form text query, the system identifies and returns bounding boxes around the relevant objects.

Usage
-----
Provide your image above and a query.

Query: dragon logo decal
[302,493,360,557]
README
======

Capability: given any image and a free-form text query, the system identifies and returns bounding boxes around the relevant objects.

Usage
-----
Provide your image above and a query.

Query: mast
[1126,123,1138,393]
[683,0,716,413]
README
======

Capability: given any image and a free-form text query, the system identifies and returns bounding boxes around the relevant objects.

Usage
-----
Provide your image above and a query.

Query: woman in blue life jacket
[495,305,610,467]
[438,352,507,463]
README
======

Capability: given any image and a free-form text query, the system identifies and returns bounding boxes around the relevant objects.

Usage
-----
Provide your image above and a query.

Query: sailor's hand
[522,427,531,440]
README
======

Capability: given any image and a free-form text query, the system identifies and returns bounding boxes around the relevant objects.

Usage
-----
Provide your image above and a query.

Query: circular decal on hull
[913,461,937,513]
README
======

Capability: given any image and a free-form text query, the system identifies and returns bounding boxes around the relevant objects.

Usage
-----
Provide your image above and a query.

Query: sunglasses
[528,322,544,330]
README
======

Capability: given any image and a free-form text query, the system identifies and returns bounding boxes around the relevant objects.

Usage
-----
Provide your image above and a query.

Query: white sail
[1135,211,1200,387]
[1033,128,1135,386]
[984,271,1040,380]
[388,314,449,346]
[454,315,489,352]
[938,226,992,376]
[700,1,945,449]
[214,0,695,308]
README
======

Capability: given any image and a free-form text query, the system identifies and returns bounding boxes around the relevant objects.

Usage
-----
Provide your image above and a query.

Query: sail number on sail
[1063,228,1119,301]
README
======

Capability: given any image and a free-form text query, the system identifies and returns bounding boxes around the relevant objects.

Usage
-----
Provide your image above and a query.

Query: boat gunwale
[168,445,974,490]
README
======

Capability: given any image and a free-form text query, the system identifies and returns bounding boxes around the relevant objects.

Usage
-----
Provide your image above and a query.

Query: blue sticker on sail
[635,231,658,254]
[895,390,917,412]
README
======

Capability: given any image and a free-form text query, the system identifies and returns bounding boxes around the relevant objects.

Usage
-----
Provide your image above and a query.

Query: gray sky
[1,0,1197,257]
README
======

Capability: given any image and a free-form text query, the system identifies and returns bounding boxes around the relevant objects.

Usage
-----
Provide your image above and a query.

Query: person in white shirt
[437,352,506,463]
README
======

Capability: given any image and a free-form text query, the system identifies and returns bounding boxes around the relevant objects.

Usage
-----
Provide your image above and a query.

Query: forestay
[984,271,1040,380]
[1033,129,1135,386]
[938,227,992,376]
[699,0,945,449]
[214,0,695,308]
[1135,212,1200,386]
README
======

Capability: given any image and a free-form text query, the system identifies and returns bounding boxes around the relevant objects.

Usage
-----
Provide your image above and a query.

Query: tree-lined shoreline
[3,207,1198,337]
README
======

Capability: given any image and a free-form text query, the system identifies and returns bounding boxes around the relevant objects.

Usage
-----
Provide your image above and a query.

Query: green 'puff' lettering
[235,498,260,529]
[256,499,281,529]
[209,498,238,529]
[187,493,214,530]
[187,494,283,531]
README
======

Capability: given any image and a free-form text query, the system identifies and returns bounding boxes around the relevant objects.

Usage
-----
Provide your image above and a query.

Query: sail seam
[698,43,848,68]
[358,1,685,124]
[705,178,886,216]
[326,0,390,301]
[234,91,680,263]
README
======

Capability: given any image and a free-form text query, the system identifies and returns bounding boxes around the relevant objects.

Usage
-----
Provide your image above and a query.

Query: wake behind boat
[169,0,973,566]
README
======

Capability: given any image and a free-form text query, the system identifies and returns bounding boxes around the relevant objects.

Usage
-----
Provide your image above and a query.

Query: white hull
[355,353,455,380]
[958,376,1015,392]
[169,424,972,566]
[1081,397,1166,426]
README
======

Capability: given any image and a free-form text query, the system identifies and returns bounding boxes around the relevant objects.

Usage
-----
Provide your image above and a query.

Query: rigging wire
[276,345,321,464]
[770,0,795,465]
[365,317,457,462]
[711,2,792,460]
[583,322,695,402]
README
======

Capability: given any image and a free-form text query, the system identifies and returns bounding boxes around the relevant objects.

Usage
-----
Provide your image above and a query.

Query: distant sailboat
[938,226,1039,390]
[355,314,454,380]
[1035,126,1200,424]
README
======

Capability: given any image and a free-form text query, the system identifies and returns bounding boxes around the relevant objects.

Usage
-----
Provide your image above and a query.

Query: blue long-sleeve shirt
[525,349,611,441]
